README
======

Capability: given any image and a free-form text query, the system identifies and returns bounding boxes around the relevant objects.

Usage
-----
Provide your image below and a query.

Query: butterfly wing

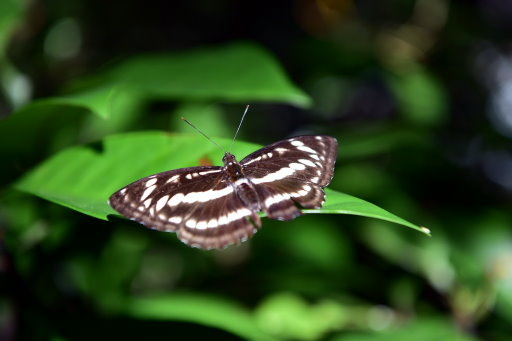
[240,135,338,220]
[109,135,338,249]
[109,166,261,249]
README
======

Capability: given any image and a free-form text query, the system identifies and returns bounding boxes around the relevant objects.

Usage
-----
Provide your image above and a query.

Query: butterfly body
[109,135,338,249]
[221,153,260,216]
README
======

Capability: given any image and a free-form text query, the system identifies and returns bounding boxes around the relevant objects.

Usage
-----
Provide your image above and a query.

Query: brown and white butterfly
[109,135,338,249]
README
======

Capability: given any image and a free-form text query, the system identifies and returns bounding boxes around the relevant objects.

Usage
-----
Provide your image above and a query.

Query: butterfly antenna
[229,105,250,152]
[181,117,226,153]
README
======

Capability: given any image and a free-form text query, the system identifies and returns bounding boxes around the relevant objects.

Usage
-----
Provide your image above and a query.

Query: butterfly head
[222,152,238,166]
[222,152,245,181]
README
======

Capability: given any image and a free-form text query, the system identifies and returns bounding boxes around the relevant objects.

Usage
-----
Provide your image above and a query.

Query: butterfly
[109,135,338,249]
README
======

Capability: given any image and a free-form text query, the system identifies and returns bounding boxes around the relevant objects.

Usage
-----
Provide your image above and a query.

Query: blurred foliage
[2,0,512,340]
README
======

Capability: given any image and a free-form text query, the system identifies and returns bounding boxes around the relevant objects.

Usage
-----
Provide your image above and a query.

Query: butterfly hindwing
[177,190,260,249]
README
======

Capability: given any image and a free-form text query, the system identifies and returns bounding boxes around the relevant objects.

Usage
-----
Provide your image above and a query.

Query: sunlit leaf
[14,132,426,235]
[13,132,258,220]
[306,189,428,235]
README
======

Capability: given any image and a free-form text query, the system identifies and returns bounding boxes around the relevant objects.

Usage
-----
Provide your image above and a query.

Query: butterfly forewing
[241,136,337,186]
[109,135,338,249]
[110,166,221,230]
[109,166,261,249]
[241,136,337,217]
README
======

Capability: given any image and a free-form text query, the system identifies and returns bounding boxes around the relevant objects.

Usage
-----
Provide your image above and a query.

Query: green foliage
[2,2,511,341]
[1,38,434,340]
[126,293,277,341]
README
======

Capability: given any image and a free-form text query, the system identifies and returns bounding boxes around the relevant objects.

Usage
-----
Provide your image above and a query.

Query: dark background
[1,0,512,340]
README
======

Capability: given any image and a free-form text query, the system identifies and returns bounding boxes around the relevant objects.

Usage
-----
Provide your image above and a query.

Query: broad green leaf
[15,42,310,121]
[46,83,140,120]
[124,293,276,341]
[305,189,429,235]
[14,132,258,220]
[98,42,311,107]
[14,132,427,235]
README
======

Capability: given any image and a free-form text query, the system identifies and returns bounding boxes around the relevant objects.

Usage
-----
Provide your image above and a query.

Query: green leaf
[305,189,429,235]
[124,293,276,341]
[46,83,140,120]
[14,42,310,121]
[99,42,311,107]
[14,132,426,235]
[1,43,310,183]
[14,132,258,220]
